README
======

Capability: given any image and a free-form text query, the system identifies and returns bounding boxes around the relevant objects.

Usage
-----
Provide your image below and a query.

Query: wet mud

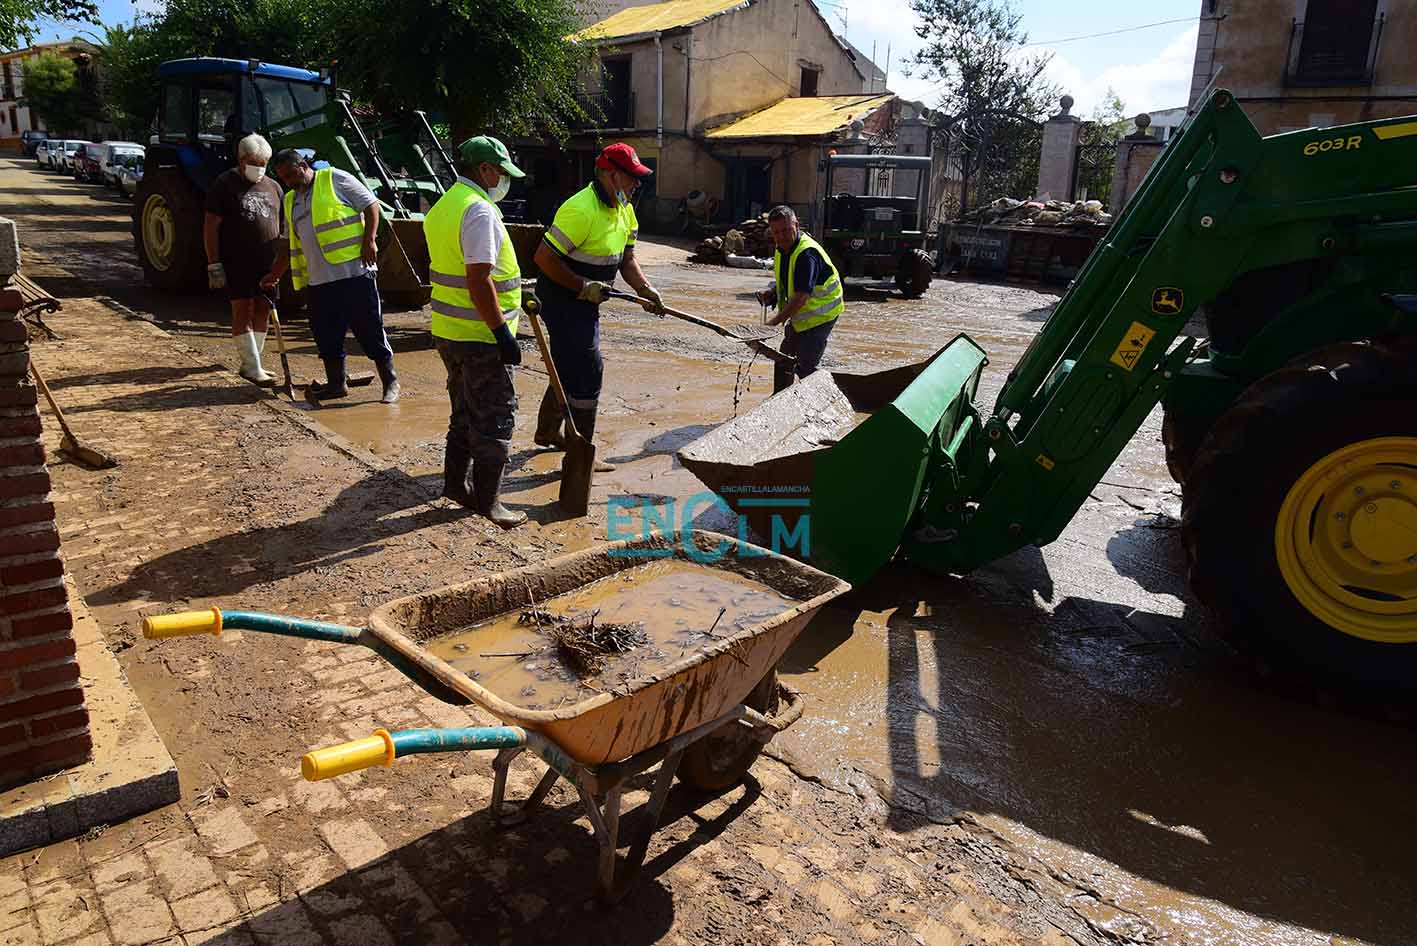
[426,561,796,710]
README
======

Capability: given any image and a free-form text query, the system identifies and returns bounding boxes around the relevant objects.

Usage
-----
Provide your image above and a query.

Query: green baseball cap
[458,135,525,178]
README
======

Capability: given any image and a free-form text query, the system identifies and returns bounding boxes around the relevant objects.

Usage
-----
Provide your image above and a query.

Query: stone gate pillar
[1036,95,1083,201]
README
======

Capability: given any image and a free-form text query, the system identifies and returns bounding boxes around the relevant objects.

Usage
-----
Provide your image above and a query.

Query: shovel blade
[61,434,118,470]
[558,435,596,517]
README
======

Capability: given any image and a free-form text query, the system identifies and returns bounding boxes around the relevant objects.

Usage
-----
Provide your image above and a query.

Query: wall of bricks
[0,227,91,791]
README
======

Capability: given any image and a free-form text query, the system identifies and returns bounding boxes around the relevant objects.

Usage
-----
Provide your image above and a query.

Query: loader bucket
[375,217,433,310]
[678,335,989,586]
[506,223,546,278]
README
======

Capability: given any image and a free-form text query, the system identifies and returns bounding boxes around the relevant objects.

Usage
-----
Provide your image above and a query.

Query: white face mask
[615,189,629,206]
[242,164,266,183]
[488,174,511,203]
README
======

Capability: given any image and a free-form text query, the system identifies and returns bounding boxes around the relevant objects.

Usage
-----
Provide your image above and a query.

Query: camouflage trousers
[435,337,517,466]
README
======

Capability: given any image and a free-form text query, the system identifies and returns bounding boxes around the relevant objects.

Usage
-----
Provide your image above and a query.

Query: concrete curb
[0,575,180,855]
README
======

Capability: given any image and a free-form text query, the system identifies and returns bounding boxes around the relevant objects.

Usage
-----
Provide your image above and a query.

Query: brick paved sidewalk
[0,296,1102,946]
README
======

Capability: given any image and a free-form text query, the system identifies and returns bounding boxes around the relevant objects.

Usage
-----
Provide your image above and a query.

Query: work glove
[207,262,227,290]
[493,322,522,367]
[577,280,612,304]
[637,284,665,316]
[755,287,777,308]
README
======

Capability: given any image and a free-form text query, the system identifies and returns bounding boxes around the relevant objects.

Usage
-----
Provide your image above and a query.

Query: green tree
[906,0,1060,214]
[0,0,97,50]
[19,51,90,135]
[90,21,162,138]
[1075,88,1129,207]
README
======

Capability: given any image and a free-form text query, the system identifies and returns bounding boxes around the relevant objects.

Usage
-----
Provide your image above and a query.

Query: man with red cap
[532,142,663,470]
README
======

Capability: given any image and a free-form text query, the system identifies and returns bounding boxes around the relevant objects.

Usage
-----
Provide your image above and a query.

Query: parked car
[20,131,49,157]
[73,143,104,183]
[34,140,54,168]
[116,152,145,197]
[55,140,91,173]
[98,142,144,187]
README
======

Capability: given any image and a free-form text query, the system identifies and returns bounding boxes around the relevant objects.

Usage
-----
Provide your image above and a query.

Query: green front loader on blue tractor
[132,58,454,307]
[682,89,1417,702]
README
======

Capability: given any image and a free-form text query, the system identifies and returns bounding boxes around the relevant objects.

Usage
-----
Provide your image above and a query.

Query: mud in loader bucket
[678,335,988,586]
[375,217,434,310]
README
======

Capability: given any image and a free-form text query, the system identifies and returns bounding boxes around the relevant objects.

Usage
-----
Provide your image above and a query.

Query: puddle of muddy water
[425,560,796,710]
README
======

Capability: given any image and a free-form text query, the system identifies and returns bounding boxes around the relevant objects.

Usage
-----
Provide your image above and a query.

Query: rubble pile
[957,198,1113,229]
[690,213,776,264]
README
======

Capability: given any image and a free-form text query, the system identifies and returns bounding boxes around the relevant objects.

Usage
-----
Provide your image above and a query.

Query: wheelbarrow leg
[490,747,561,824]
[580,750,685,903]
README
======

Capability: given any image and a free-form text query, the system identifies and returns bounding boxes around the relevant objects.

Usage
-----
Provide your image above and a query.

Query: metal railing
[1284,13,1384,87]
[573,90,636,130]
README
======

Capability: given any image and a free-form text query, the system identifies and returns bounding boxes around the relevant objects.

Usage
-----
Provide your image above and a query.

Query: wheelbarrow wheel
[678,670,779,792]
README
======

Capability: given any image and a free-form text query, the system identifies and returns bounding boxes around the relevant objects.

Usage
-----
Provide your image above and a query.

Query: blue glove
[493,322,521,366]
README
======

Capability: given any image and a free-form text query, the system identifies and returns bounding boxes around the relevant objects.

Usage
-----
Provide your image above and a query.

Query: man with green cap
[422,135,528,528]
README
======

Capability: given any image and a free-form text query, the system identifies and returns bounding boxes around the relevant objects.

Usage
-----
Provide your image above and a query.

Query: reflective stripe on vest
[773,232,844,331]
[423,179,521,343]
[283,167,365,291]
[542,183,636,278]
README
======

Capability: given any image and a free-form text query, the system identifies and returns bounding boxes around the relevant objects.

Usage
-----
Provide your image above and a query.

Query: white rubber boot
[235,332,275,386]
[251,331,276,383]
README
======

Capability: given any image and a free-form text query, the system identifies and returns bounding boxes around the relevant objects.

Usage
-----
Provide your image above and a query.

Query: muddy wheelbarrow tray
[145,531,850,900]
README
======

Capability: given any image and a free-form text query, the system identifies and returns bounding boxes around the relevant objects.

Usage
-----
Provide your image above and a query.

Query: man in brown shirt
[204,133,283,384]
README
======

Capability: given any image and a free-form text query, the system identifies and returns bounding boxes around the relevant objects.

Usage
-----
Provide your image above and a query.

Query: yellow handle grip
[301,729,395,781]
[143,608,222,639]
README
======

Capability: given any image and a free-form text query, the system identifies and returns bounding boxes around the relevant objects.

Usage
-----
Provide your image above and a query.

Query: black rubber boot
[472,461,527,529]
[306,357,349,404]
[534,387,565,449]
[375,359,400,404]
[569,406,616,472]
[441,444,475,508]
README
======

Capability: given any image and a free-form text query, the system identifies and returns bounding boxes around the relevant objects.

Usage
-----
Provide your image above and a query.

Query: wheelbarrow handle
[302,726,529,781]
[143,609,361,645]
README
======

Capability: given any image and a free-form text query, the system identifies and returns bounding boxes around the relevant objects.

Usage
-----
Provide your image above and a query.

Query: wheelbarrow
[144,532,850,901]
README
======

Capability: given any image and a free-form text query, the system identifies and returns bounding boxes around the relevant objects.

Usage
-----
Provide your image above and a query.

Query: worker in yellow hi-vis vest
[755,205,844,392]
[263,149,399,405]
[421,136,528,530]
[531,143,664,471]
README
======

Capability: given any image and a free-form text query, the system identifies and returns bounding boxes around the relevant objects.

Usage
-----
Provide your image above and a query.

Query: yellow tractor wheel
[1182,339,1417,701]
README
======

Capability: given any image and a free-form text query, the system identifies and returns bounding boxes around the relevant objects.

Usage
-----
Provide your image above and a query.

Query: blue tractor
[131,58,455,306]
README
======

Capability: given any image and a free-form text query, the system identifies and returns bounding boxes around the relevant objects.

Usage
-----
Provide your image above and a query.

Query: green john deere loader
[133,58,455,307]
[680,88,1417,700]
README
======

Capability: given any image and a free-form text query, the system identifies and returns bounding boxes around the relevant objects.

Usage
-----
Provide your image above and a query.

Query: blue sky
[34,0,1201,114]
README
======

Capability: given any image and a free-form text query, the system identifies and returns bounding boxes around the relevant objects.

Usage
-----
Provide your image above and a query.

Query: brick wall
[0,281,91,791]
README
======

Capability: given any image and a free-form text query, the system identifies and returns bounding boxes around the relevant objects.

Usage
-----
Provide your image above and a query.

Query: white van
[98,141,145,187]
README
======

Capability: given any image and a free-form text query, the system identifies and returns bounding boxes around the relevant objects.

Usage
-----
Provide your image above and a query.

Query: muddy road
[5,157,1414,946]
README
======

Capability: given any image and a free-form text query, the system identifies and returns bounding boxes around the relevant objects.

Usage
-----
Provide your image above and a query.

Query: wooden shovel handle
[523,299,581,440]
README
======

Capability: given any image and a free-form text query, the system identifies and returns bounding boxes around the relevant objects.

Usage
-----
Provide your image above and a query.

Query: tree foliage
[1075,88,1129,207]
[90,0,591,141]
[0,0,96,50]
[907,0,1061,214]
[20,51,97,135]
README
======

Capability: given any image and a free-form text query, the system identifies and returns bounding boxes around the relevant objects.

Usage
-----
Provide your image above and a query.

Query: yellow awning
[573,0,750,42]
[704,94,894,139]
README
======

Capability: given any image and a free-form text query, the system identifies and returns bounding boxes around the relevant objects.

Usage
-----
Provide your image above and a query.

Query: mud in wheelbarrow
[145,532,849,901]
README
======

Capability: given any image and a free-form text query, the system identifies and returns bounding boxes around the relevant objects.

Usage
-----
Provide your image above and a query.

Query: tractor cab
[818,153,934,297]
[154,58,331,187]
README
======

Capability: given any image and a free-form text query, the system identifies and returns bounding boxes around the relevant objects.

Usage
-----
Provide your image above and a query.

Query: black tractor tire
[1181,337,1417,702]
[1161,407,1212,487]
[678,670,779,792]
[894,248,934,298]
[133,169,206,292]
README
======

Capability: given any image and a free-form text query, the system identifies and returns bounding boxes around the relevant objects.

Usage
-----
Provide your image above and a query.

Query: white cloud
[833,0,1199,118]
[1036,25,1198,117]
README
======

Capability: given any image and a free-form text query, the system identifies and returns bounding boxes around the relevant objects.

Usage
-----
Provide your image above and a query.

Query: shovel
[263,294,297,402]
[523,298,594,517]
[28,360,118,470]
[606,289,794,366]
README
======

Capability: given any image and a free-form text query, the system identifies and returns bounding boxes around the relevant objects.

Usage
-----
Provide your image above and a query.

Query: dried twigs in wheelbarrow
[518,608,649,677]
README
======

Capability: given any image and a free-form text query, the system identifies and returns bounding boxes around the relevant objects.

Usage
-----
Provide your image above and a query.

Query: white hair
[237,133,273,164]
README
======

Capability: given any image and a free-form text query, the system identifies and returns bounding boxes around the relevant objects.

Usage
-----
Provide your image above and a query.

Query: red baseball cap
[596,142,653,178]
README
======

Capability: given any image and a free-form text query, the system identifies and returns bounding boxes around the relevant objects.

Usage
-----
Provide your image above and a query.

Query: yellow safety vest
[543,182,637,281]
[774,232,844,331]
[283,167,364,290]
[423,179,521,343]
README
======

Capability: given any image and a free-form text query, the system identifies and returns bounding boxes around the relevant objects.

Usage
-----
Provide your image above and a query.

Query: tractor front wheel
[1182,338,1417,703]
[895,249,933,298]
[133,170,205,292]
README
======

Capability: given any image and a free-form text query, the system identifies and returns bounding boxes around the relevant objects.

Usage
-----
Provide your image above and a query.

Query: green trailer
[682,89,1417,701]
